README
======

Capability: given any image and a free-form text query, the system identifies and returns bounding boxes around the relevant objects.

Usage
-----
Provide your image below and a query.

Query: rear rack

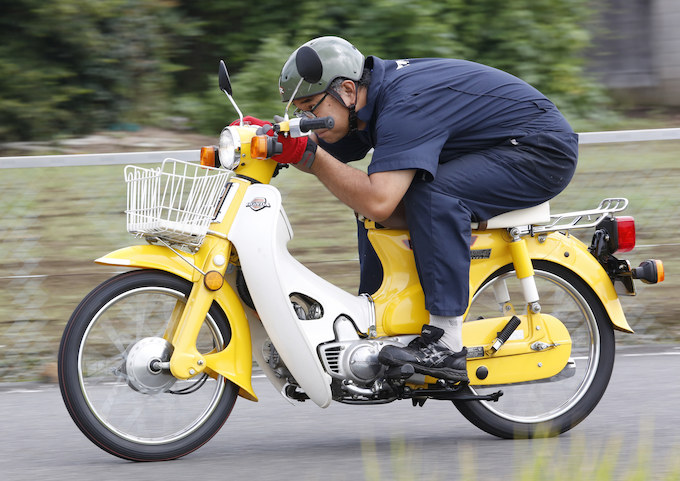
[520,198,629,235]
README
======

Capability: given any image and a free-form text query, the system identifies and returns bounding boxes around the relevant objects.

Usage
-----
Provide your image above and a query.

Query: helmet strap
[328,81,359,133]
[348,104,358,133]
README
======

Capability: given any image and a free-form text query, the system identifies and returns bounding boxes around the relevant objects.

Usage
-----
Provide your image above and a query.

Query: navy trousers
[357,131,578,316]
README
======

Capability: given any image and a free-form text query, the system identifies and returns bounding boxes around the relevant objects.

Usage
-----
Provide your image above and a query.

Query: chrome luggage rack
[520,198,629,236]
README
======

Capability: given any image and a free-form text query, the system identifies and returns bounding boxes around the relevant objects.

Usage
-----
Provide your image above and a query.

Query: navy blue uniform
[320,56,578,316]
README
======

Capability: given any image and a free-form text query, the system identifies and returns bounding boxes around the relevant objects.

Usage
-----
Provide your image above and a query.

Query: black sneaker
[378,325,469,381]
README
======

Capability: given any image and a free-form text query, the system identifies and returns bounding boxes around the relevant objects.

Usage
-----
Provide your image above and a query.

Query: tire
[454,261,615,438]
[58,270,239,461]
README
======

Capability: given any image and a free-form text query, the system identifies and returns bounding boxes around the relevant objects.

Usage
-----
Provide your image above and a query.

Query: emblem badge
[246,197,271,212]
[396,59,410,70]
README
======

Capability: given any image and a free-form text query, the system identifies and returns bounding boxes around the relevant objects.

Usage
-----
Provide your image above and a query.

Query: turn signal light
[632,259,664,284]
[250,135,270,160]
[200,146,219,168]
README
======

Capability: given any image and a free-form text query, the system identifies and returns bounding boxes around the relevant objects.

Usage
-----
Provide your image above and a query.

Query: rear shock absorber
[508,228,540,314]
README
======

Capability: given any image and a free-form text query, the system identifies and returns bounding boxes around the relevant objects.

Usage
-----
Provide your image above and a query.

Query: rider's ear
[340,79,356,99]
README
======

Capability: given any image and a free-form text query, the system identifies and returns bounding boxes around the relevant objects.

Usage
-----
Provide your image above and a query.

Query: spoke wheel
[59,270,238,461]
[454,261,615,438]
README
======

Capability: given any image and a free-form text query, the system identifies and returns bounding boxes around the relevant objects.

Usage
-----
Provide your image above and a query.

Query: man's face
[293,82,356,143]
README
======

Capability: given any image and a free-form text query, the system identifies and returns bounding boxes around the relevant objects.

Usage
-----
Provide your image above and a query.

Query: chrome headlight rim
[219,126,241,170]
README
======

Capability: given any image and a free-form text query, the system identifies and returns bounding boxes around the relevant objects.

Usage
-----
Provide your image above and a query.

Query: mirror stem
[283,78,305,121]
[223,90,244,125]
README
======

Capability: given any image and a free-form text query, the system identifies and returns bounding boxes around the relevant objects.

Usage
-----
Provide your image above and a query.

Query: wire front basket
[125,159,232,249]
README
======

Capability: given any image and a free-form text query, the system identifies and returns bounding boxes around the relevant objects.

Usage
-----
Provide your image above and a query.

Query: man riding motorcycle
[260,35,578,381]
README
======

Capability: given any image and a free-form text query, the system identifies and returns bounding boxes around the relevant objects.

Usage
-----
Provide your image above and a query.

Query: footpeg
[490,316,521,353]
[384,363,416,380]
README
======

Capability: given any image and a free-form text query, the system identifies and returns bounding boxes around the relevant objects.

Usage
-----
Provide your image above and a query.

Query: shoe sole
[381,356,469,382]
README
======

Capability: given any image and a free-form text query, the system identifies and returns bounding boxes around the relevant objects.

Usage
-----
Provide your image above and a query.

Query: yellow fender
[96,244,257,402]
[469,230,633,333]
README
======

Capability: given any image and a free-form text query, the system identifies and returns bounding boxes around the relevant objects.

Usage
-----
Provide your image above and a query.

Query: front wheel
[454,261,615,438]
[58,270,239,461]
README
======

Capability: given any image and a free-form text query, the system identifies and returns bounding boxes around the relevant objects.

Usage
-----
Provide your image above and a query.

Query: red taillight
[615,216,635,253]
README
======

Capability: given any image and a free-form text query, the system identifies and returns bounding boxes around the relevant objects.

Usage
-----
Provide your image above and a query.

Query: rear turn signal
[632,259,664,284]
[200,146,219,168]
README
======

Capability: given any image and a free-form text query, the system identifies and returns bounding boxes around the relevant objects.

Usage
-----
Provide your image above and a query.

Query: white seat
[471,201,550,230]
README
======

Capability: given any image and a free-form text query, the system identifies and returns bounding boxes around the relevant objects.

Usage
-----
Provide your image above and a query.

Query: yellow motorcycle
[58,51,664,461]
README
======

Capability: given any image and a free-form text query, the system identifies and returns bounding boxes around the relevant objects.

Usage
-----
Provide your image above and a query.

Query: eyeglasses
[293,92,329,119]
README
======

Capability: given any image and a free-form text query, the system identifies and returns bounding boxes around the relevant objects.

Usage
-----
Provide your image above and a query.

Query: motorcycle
[58,48,665,461]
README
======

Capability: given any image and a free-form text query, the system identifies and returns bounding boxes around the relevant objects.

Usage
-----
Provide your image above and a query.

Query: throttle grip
[299,116,335,132]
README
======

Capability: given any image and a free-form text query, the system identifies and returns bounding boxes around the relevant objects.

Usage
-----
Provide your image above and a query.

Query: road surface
[1,345,679,480]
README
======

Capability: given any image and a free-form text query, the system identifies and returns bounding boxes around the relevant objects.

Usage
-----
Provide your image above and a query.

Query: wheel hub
[125,337,176,394]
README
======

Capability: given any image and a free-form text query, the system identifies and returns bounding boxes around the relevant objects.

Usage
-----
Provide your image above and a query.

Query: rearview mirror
[295,46,323,84]
[218,60,232,95]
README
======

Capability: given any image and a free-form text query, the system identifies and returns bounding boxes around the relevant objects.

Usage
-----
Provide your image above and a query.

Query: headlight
[219,127,241,170]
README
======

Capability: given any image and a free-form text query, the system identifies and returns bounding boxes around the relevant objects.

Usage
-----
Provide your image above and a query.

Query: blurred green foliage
[0,0,197,141]
[0,0,607,141]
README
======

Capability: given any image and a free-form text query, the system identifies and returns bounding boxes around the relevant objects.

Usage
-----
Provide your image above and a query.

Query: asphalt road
[2,345,679,481]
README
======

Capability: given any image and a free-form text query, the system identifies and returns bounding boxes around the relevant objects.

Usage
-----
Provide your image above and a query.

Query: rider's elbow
[363,203,396,224]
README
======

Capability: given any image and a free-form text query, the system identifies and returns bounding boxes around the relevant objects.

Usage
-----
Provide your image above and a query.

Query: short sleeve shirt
[319,56,574,181]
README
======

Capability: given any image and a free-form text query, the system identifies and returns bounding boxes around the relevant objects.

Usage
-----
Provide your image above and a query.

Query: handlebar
[299,116,335,132]
[277,116,335,138]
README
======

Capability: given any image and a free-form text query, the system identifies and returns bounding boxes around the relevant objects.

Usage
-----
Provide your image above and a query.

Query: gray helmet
[279,36,365,102]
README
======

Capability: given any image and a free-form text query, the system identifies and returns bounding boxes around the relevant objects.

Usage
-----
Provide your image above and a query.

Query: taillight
[615,216,635,253]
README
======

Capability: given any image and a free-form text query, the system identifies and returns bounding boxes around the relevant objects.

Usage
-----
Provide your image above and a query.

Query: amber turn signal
[250,135,270,160]
[200,146,219,168]
[632,259,664,284]
[204,270,224,291]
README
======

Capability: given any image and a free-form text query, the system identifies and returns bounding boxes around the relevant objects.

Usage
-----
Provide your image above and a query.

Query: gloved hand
[272,135,315,165]
[230,116,317,166]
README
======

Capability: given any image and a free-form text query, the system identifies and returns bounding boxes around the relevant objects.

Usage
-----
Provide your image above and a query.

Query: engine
[318,339,405,385]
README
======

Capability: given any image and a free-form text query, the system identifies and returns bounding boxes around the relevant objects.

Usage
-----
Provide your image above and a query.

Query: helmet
[279,36,365,102]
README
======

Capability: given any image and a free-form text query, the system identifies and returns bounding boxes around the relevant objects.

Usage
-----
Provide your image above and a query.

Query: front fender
[95,245,258,401]
[96,244,200,281]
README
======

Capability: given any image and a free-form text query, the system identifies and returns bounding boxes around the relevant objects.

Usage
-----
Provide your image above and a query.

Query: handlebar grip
[299,116,335,132]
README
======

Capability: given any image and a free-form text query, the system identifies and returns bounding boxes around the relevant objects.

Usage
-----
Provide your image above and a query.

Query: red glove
[272,135,313,165]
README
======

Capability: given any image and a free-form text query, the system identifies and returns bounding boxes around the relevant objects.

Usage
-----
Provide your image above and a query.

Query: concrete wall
[588,0,680,106]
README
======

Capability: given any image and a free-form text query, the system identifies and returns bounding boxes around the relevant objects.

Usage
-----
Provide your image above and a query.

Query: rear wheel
[58,270,238,461]
[454,261,615,438]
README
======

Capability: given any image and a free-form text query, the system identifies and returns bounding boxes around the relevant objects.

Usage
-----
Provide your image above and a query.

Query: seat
[471,202,550,230]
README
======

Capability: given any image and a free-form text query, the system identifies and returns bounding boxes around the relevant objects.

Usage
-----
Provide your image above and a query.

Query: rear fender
[95,245,257,401]
[470,231,632,333]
